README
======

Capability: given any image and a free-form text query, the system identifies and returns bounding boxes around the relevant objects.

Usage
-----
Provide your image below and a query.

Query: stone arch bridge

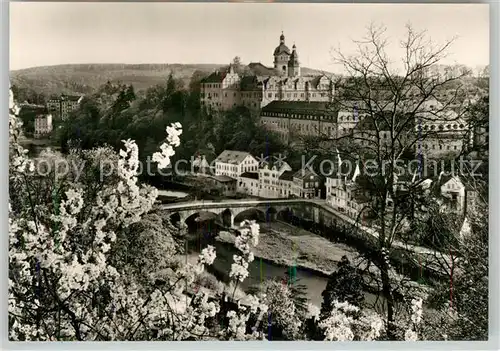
[161,199,323,228]
[160,199,455,278]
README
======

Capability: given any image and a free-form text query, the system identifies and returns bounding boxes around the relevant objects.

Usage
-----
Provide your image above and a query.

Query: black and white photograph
[8,2,490,342]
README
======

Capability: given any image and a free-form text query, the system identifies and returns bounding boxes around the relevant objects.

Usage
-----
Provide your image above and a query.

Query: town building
[205,175,237,196]
[324,158,375,222]
[237,172,260,197]
[200,32,335,115]
[439,175,466,215]
[214,150,259,179]
[34,114,53,138]
[326,178,372,221]
[258,161,292,198]
[292,168,323,199]
[278,170,295,198]
[47,94,83,120]
[191,154,210,174]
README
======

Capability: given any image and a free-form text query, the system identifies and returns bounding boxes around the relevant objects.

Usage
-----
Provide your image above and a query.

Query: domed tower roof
[288,44,299,65]
[274,32,290,56]
[274,44,291,56]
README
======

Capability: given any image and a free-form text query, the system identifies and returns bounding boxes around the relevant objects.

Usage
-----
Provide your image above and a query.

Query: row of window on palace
[202,82,331,91]
[262,113,335,120]
[418,123,465,131]
[263,84,331,91]
[261,113,361,122]
[417,143,461,151]
[261,92,328,99]
[263,120,358,135]
[201,92,328,99]
[201,92,262,99]
[264,122,354,137]
[264,119,466,136]
[203,101,259,108]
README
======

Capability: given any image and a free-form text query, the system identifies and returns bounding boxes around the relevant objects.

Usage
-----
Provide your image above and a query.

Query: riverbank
[217,221,432,301]
[218,221,358,276]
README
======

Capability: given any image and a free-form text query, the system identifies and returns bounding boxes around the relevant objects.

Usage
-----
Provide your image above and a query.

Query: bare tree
[419,176,488,340]
[320,23,476,338]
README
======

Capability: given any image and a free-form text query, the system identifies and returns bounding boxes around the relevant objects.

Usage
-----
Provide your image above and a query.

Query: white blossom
[7,87,269,342]
[198,245,216,266]
[153,123,182,169]
[404,329,418,341]
[319,300,385,341]
[410,298,423,325]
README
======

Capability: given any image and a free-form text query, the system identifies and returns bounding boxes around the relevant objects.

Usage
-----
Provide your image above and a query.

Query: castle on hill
[200,32,335,114]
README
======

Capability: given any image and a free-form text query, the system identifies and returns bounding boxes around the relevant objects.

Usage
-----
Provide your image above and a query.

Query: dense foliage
[11,87,422,341]
[54,74,287,180]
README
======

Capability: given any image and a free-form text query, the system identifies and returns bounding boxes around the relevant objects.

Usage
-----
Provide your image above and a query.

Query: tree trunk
[381,260,396,339]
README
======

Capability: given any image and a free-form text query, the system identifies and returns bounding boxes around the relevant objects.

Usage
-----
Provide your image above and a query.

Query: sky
[9,2,490,72]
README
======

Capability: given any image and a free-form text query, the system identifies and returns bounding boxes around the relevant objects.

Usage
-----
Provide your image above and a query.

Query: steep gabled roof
[215,150,254,165]
[248,62,280,76]
[440,175,464,189]
[260,159,291,171]
[279,170,295,181]
[240,75,262,90]
[61,94,82,102]
[201,71,228,83]
[293,168,319,180]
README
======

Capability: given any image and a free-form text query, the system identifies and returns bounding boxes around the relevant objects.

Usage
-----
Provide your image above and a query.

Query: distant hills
[10,63,330,97]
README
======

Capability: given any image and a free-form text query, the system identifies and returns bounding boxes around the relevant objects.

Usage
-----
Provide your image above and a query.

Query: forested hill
[10,63,329,97]
[10,64,225,97]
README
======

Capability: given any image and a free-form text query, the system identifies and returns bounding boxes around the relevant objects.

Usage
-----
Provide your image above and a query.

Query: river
[157,189,189,198]
[186,223,382,309]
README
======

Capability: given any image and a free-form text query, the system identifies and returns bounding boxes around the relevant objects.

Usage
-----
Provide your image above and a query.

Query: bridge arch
[185,211,219,232]
[277,207,294,221]
[169,212,181,227]
[264,206,278,222]
[234,208,266,223]
[219,208,234,228]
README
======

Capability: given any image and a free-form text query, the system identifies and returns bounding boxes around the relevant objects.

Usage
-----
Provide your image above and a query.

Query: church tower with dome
[273,32,299,77]
[288,43,300,77]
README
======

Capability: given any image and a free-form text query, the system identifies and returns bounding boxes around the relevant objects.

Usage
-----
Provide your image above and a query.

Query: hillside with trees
[10,62,330,101]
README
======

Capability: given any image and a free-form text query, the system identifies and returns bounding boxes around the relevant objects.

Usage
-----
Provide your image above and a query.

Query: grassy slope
[10,63,330,96]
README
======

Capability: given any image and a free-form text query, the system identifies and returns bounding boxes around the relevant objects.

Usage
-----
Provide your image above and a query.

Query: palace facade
[200,32,335,114]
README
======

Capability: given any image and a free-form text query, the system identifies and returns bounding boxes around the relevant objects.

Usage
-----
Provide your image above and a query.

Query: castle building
[200,32,335,115]
[34,113,53,138]
[413,97,470,159]
[47,94,83,120]
[259,101,338,144]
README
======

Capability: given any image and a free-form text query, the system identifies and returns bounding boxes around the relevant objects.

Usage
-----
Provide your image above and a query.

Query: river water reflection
[186,227,381,308]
